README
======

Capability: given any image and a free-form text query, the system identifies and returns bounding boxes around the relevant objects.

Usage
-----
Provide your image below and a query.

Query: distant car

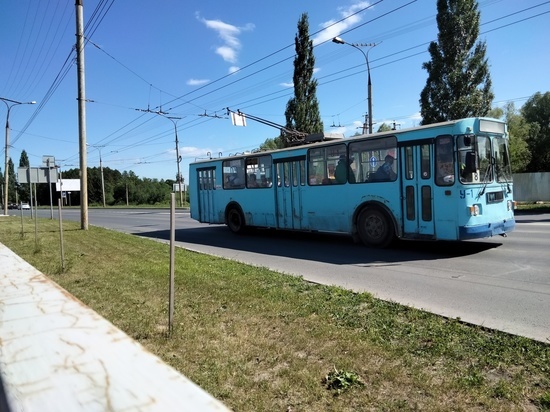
[8,203,18,210]
[19,202,30,210]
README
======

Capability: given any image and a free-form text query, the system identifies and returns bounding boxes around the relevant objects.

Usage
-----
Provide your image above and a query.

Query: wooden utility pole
[75,0,88,229]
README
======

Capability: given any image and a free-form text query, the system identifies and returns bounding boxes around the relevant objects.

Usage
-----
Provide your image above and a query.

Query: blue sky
[1,0,549,184]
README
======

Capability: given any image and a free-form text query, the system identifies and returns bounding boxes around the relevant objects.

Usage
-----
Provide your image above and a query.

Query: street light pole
[1,97,36,215]
[332,37,378,134]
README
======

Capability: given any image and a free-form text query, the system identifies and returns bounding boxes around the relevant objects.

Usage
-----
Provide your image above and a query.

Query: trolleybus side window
[223,158,245,189]
[307,144,346,185]
[348,135,397,183]
[246,155,272,188]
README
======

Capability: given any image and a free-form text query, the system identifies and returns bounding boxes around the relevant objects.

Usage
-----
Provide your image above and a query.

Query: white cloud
[312,1,372,45]
[196,13,254,64]
[216,46,237,63]
[228,66,240,74]
[187,78,209,86]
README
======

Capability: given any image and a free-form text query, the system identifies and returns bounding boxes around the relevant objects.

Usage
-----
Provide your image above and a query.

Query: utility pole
[75,0,88,229]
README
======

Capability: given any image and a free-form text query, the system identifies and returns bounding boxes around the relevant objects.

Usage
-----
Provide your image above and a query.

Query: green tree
[283,13,323,146]
[503,103,532,173]
[377,123,393,133]
[7,158,17,203]
[521,91,550,172]
[18,150,30,202]
[420,0,493,124]
[259,136,285,151]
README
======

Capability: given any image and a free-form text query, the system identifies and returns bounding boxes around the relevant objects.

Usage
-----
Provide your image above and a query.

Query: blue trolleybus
[189,117,515,248]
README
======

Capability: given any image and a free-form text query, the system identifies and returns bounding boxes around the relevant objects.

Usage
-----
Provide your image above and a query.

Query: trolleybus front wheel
[357,208,394,248]
[226,206,246,234]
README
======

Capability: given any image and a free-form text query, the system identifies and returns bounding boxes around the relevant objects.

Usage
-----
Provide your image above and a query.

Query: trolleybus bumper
[458,219,515,240]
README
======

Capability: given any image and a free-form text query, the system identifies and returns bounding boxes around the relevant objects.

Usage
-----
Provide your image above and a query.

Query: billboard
[56,179,81,192]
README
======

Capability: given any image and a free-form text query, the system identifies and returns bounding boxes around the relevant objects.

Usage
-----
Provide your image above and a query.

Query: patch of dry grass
[1,216,549,411]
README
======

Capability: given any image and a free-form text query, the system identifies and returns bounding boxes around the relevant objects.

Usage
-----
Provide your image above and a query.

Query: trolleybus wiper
[478,157,495,197]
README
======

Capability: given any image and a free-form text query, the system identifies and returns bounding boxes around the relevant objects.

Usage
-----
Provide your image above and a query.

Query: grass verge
[1,217,549,411]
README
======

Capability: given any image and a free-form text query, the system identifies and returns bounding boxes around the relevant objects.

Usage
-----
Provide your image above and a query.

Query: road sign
[370,156,378,168]
[18,167,58,184]
[42,155,55,167]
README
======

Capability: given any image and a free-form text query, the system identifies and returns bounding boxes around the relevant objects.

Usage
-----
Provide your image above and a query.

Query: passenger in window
[335,154,356,183]
[375,154,397,181]
[248,174,259,188]
[437,160,455,184]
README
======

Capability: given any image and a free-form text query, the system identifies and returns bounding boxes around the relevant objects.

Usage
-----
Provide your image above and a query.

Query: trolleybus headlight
[469,204,480,216]
[507,200,516,211]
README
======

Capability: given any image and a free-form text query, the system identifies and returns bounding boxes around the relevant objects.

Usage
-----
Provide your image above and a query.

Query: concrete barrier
[0,242,230,412]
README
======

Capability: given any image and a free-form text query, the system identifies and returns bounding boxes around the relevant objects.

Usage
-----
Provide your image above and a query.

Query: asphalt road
[30,207,550,343]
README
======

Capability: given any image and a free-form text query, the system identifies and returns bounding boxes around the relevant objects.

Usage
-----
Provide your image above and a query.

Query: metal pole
[168,193,175,334]
[100,148,105,207]
[58,199,65,272]
[28,168,34,219]
[33,183,38,249]
[47,159,54,219]
[3,107,10,215]
[75,0,88,230]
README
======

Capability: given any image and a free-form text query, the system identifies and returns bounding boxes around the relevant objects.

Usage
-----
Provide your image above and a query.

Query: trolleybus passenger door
[197,168,216,223]
[400,144,435,238]
[274,157,305,230]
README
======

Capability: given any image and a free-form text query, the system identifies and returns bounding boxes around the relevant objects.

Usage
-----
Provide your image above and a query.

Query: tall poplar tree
[283,13,323,146]
[7,158,17,203]
[419,0,493,124]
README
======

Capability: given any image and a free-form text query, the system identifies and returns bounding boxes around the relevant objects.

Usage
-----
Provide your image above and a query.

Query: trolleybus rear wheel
[227,206,246,234]
[357,208,394,248]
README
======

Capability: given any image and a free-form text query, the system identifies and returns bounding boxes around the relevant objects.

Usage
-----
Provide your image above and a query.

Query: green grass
[1,217,549,411]
[515,202,550,214]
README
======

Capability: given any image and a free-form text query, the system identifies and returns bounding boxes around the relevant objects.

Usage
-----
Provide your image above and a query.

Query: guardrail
[0,242,230,412]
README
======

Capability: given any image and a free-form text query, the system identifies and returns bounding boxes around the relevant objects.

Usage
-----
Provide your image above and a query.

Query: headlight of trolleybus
[507,200,516,211]
[468,204,481,216]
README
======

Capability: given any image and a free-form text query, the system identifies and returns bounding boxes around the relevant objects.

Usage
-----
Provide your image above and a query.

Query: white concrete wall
[0,242,230,412]
[513,172,550,202]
